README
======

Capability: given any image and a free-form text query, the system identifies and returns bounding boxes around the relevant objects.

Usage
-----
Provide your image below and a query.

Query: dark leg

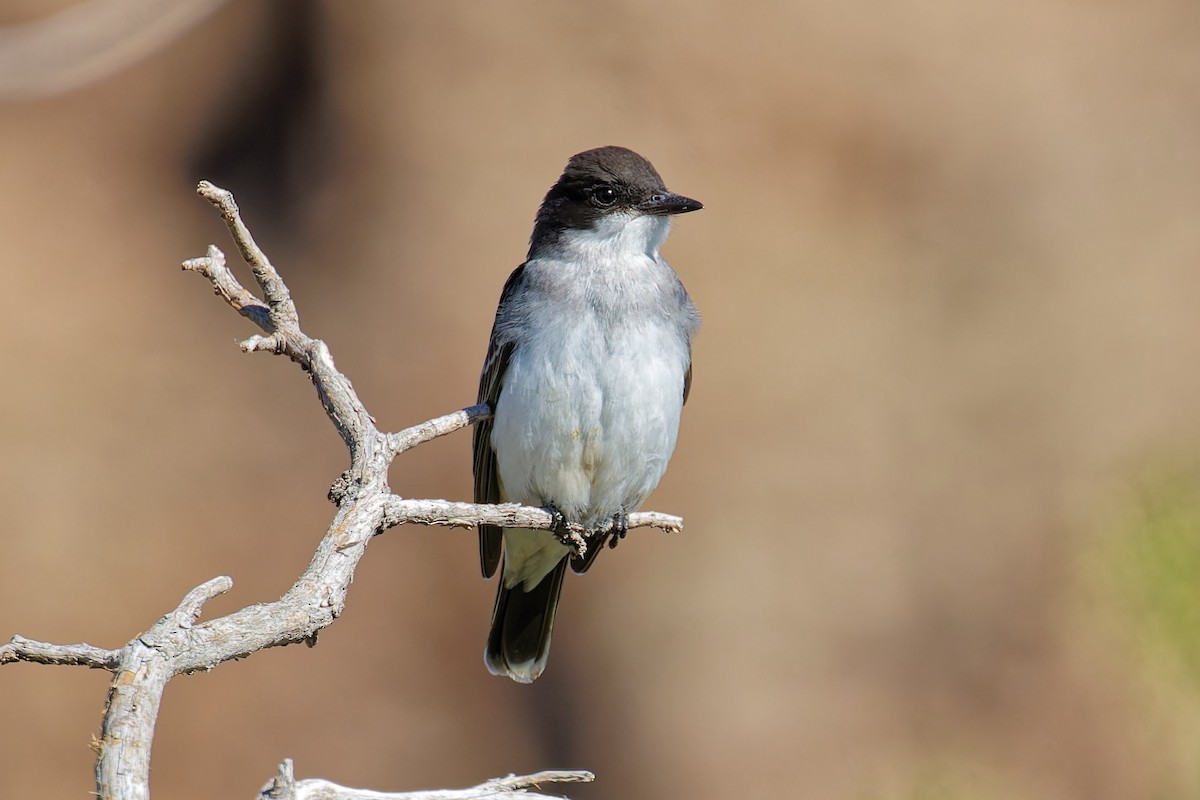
[546,503,569,538]
[608,509,628,550]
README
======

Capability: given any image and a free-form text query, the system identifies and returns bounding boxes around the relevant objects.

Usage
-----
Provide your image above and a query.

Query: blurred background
[3,1,1200,797]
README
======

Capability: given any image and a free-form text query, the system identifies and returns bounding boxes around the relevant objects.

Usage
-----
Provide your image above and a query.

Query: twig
[0,636,120,669]
[387,404,494,457]
[260,760,595,800]
[182,244,269,328]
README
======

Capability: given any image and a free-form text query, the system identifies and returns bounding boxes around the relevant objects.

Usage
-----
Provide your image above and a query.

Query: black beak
[638,191,703,216]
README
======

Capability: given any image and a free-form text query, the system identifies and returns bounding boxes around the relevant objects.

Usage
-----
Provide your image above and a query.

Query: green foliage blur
[1106,466,1200,687]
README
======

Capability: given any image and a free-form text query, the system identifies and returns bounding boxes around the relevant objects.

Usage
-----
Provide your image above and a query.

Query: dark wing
[474,264,525,578]
[683,361,693,405]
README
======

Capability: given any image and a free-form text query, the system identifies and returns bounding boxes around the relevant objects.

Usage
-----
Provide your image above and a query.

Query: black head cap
[529,146,702,255]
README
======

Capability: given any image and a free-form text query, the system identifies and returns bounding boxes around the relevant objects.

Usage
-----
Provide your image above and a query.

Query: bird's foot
[547,503,588,558]
[607,509,629,550]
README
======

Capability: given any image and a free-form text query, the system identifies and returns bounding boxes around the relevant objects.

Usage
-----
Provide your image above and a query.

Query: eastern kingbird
[473,146,702,683]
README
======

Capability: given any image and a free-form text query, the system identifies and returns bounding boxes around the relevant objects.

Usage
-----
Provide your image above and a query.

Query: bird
[473,146,702,683]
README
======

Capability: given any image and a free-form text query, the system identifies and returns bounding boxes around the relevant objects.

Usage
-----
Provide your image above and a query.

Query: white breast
[490,215,698,530]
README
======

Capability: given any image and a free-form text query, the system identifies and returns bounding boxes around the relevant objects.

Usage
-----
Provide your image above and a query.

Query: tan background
[3,1,1200,798]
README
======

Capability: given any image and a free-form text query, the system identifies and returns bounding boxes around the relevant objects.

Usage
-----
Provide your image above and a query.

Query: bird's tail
[485,558,568,683]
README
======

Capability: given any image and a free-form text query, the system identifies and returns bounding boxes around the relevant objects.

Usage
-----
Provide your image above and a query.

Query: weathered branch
[2,181,684,799]
[183,244,269,328]
[97,577,234,799]
[387,404,493,457]
[195,181,298,328]
[0,636,120,669]
[260,760,595,800]
[382,497,683,537]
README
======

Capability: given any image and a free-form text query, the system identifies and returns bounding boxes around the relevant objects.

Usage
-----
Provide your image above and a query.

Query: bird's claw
[607,509,629,550]
[547,504,588,557]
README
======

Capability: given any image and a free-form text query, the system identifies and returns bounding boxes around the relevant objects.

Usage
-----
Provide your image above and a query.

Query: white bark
[260,761,595,800]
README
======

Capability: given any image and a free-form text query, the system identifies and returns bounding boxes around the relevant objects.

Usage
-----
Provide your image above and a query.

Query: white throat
[554,213,672,263]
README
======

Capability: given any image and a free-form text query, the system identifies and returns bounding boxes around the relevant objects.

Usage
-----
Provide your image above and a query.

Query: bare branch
[182,191,372,453]
[0,635,120,669]
[182,245,269,328]
[7,181,684,799]
[260,759,595,800]
[387,404,493,459]
[194,181,298,328]
[381,497,683,554]
[483,771,596,793]
[380,497,682,559]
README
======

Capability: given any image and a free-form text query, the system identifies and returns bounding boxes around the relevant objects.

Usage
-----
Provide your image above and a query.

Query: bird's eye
[592,186,618,206]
